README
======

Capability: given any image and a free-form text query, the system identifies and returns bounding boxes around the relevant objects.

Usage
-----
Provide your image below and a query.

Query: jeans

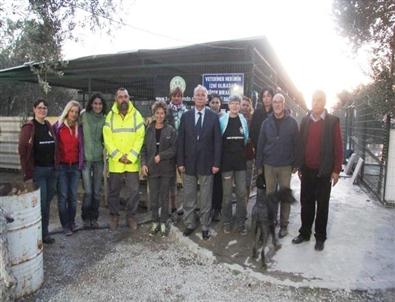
[81,161,104,222]
[57,164,80,229]
[33,166,56,238]
[148,176,171,223]
[108,172,139,218]
[222,170,247,227]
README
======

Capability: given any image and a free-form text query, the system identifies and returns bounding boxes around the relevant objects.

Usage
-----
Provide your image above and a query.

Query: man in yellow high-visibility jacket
[103,88,145,231]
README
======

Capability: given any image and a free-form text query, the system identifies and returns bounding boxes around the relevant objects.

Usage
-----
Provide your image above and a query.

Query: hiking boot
[170,208,178,223]
[202,230,210,240]
[279,227,288,238]
[63,228,73,236]
[239,225,248,236]
[183,227,194,236]
[127,217,138,231]
[43,236,55,244]
[315,240,325,251]
[211,209,221,222]
[109,215,119,231]
[90,220,99,229]
[160,223,167,237]
[149,222,159,236]
[292,234,309,244]
[170,208,177,217]
[70,223,78,232]
[83,220,91,229]
[223,224,231,234]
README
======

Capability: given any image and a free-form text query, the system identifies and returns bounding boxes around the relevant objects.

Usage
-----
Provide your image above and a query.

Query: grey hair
[273,93,285,103]
[228,95,242,103]
[312,90,326,103]
[193,84,208,96]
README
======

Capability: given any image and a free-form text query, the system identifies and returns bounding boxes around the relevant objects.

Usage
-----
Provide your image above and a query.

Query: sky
[63,0,371,109]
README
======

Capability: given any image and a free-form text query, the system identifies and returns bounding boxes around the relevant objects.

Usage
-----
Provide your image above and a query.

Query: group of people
[19,95,107,242]
[18,83,342,252]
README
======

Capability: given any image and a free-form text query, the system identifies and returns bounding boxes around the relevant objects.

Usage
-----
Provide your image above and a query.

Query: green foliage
[333,0,394,49]
[0,0,122,94]
[0,18,63,69]
[0,0,122,115]
[336,80,393,117]
[333,0,395,115]
[26,0,121,59]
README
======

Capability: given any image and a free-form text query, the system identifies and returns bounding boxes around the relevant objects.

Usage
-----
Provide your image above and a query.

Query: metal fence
[0,117,24,170]
[285,95,307,124]
[333,102,392,204]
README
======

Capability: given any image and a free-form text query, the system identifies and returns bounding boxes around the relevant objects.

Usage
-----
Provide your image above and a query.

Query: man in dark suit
[177,85,222,240]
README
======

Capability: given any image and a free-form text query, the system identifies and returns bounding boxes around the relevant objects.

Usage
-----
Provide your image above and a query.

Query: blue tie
[196,112,202,140]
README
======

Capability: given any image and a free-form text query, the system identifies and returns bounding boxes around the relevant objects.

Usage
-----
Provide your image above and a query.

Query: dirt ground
[1,170,394,301]
[19,223,393,302]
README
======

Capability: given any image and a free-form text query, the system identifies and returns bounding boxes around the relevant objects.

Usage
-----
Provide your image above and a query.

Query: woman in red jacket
[18,98,57,244]
[53,100,84,236]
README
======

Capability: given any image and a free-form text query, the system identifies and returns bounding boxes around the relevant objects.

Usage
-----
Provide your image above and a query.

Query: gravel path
[21,225,393,302]
[1,170,392,301]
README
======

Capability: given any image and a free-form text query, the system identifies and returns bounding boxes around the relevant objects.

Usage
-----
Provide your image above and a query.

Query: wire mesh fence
[334,102,392,203]
[285,95,307,124]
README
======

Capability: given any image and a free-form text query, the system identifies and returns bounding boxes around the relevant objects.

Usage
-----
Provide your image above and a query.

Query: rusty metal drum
[0,184,44,298]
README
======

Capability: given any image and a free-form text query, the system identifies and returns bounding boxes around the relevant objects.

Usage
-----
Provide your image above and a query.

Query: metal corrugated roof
[0,36,304,106]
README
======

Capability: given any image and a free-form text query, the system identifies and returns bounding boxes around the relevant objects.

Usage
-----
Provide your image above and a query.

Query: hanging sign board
[202,73,244,102]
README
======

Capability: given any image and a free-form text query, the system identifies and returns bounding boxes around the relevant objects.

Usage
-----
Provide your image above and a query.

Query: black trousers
[299,166,331,241]
[148,176,171,223]
[211,172,223,211]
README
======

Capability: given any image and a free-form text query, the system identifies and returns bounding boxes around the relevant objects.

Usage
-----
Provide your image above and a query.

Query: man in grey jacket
[256,93,298,238]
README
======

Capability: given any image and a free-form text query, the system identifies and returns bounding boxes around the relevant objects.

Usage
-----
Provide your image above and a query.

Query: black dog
[251,187,296,269]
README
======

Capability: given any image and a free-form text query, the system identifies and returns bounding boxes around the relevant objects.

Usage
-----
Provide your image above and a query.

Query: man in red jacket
[292,90,343,251]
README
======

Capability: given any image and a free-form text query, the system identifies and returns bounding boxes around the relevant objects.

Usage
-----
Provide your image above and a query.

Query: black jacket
[250,107,273,149]
[296,110,341,177]
[177,108,222,176]
[141,122,177,177]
